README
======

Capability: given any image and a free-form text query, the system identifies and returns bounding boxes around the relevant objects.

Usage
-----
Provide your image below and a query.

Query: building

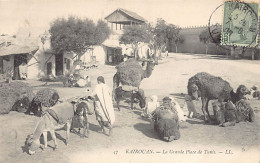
[105,8,147,33]
[170,25,260,59]
[103,8,150,64]
[0,9,154,80]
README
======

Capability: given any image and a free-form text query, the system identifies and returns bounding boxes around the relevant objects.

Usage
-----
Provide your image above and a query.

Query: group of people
[88,75,200,138]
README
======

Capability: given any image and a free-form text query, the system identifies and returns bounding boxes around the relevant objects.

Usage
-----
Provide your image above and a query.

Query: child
[184,95,200,118]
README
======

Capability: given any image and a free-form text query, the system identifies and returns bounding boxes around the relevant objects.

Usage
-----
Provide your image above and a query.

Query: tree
[173,35,184,53]
[199,24,221,55]
[151,18,168,57]
[166,24,184,53]
[149,19,184,56]
[49,16,110,60]
[120,25,152,59]
[199,29,212,55]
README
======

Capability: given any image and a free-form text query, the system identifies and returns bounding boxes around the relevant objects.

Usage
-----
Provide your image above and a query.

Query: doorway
[13,54,27,80]
[55,53,63,76]
[47,62,52,75]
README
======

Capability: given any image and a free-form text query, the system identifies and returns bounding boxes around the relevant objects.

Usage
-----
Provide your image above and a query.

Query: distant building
[105,8,146,34]
[103,8,150,64]
[170,25,260,59]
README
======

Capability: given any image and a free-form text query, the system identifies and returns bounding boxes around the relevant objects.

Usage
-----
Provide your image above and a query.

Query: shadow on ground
[133,123,160,140]
[170,93,186,99]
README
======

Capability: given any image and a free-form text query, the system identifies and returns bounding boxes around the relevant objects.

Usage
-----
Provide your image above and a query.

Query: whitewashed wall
[80,45,106,64]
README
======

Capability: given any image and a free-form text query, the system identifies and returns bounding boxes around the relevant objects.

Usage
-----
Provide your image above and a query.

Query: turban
[97,76,105,84]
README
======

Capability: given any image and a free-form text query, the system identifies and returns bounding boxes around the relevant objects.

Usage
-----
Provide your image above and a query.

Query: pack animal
[25,99,94,155]
[187,72,250,122]
[113,58,158,90]
[151,97,181,142]
[114,86,146,111]
[212,100,255,127]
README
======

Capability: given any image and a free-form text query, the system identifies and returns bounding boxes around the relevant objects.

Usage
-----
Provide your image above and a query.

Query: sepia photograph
[0,0,259,162]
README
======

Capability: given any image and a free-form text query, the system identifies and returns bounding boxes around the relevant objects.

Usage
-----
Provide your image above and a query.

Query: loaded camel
[187,72,250,122]
[113,58,158,89]
[151,97,181,142]
[113,58,157,111]
[25,98,94,155]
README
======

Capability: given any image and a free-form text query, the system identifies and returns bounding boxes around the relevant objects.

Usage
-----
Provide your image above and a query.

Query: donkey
[25,99,94,155]
[114,86,146,111]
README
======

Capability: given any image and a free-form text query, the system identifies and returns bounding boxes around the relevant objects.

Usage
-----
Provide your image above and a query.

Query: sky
[0,0,257,36]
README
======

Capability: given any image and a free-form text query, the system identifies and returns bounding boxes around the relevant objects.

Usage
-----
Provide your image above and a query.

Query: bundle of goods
[116,59,143,87]
[0,81,34,114]
[33,88,60,107]
[28,88,59,116]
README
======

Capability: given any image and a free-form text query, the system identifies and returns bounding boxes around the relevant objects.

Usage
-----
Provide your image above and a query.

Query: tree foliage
[166,24,184,52]
[199,24,221,54]
[49,16,110,56]
[151,19,184,55]
[199,24,221,44]
[152,19,168,51]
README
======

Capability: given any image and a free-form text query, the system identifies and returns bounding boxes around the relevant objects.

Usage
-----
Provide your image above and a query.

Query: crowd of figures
[5,58,258,154]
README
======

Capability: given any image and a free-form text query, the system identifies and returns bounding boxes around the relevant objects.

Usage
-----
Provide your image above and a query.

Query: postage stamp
[221,1,259,47]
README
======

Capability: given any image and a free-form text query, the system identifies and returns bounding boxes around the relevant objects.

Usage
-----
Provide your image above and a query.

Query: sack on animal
[212,99,255,127]
[26,88,59,116]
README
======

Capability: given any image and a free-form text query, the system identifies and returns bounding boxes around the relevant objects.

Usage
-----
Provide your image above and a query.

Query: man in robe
[90,76,115,135]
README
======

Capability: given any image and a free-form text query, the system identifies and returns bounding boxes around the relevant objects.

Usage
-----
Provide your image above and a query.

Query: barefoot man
[90,76,115,135]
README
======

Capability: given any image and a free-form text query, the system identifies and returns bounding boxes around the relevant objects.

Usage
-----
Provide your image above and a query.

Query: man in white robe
[90,76,115,135]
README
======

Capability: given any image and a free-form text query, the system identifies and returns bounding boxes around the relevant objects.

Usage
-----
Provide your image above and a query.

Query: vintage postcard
[0,0,259,163]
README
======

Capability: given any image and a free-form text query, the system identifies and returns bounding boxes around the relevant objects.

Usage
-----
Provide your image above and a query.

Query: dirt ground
[0,53,260,163]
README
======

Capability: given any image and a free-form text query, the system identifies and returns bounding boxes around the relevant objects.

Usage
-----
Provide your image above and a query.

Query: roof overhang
[0,44,39,57]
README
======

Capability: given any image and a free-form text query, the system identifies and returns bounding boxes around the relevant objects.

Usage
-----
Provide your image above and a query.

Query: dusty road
[0,53,260,163]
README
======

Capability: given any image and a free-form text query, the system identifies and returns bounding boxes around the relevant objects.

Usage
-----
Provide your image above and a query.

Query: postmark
[221,1,259,47]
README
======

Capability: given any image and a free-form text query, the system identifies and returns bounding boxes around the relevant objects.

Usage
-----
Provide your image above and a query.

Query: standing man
[90,76,115,135]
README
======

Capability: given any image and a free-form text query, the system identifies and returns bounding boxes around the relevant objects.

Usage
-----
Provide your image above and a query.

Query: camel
[25,99,94,155]
[113,58,157,90]
[187,72,250,122]
[212,99,255,127]
[151,97,181,142]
